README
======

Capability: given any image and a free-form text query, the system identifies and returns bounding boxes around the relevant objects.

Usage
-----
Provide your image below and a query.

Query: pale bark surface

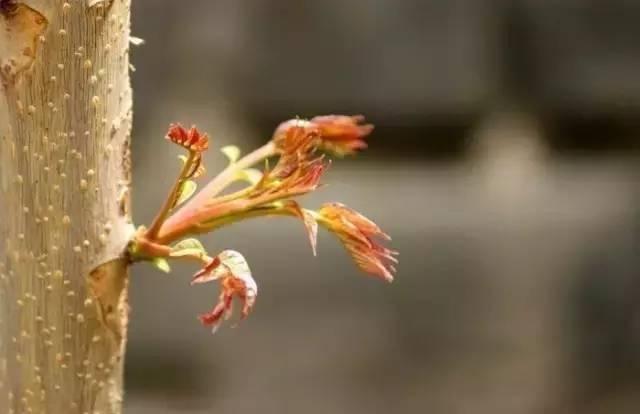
[0,1,133,413]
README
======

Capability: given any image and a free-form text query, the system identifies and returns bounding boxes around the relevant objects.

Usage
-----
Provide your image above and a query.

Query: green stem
[196,141,275,201]
[157,141,277,242]
[145,152,197,240]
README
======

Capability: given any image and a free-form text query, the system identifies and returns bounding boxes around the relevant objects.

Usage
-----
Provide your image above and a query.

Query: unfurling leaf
[273,115,373,156]
[317,203,397,282]
[192,250,251,285]
[175,180,197,206]
[300,209,319,256]
[282,201,318,256]
[167,124,209,153]
[192,250,258,333]
[151,257,171,273]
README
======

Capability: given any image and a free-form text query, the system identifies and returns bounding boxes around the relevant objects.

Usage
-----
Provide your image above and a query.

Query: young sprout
[129,115,397,333]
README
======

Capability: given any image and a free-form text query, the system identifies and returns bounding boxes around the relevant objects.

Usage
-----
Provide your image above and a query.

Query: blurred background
[126,1,640,413]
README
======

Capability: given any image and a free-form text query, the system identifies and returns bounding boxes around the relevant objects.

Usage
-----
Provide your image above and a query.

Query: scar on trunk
[0,1,47,85]
[88,259,129,348]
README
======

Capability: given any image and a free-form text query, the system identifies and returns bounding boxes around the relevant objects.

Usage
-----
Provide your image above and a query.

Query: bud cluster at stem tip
[130,114,396,333]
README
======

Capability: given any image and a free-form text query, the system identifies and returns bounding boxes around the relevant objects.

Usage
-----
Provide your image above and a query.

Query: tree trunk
[0,1,133,413]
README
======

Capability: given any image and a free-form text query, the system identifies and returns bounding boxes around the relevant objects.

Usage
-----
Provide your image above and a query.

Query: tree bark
[0,1,133,413]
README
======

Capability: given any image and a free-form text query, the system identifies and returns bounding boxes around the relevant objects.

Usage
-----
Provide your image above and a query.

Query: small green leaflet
[176,180,197,206]
[151,257,171,273]
[170,238,207,260]
[172,238,205,251]
[236,168,263,185]
[220,145,241,164]
[130,36,145,46]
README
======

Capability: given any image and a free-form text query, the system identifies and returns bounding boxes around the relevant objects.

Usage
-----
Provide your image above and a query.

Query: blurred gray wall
[126,2,640,413]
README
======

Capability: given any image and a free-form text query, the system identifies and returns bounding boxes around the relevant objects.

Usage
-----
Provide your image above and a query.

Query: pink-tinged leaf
[191,256,222,285]
[301,209,319,256]
[167,124,209,180]
[272,119,318,156]
[282,201,318,256]
[318,203,397,282]
[192,250,258,333]
[311,115,374,156]
[272,115,374,157]
[166,123,209,153]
